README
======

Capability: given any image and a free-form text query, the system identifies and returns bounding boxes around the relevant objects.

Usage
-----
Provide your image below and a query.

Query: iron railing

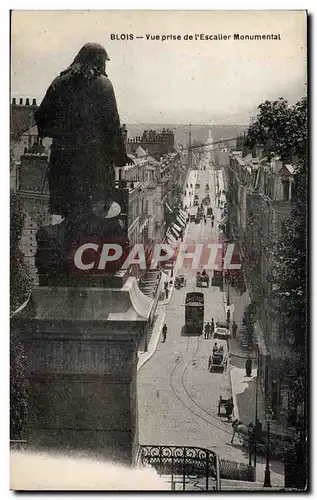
[138,445,220,491]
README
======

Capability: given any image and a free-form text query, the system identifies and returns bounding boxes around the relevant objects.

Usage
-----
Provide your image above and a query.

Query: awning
[165,202,173,214]
[219,214,229,225]
[177,215,186,228]
[172,223,182,232]
[170,227,180,239]
[166,235,178,249]
[178,213,187,226]
[179,208,187,219]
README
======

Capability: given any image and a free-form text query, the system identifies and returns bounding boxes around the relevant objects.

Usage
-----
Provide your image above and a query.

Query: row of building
[216,145,301,435]
[10,97,189,283]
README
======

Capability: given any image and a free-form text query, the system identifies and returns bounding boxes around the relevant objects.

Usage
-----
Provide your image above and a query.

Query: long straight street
[138,154,248,464]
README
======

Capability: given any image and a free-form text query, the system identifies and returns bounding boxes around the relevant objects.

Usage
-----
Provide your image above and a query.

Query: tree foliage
[244,97,307,164]
[10,189,32,312]
[244,97,307,406]
[10,188,31,440]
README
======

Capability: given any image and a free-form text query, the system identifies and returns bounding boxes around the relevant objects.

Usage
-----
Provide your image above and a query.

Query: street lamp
[254,345,260,469]
[263,407,273,488]
[227,274,230,307]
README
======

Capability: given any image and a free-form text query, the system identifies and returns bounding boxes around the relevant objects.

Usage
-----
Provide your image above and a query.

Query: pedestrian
[162,323,167,343]
[245,355,252,376]
[204,216,206,225]
[210,318,215,336]
[225,398,234,422]
[212,342,218,354]
[226,308,231,325]
[254,419,262,437]
[232,321,237,339]
[164,281,169,300]
[204,322,209,339]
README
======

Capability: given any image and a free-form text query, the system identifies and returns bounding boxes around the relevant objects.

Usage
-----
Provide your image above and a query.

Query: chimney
[19,98,23,105]
[12,97,16,105]
[25,98,30,106]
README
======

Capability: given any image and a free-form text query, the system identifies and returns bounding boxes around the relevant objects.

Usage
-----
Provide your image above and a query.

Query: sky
[11,10,307,126]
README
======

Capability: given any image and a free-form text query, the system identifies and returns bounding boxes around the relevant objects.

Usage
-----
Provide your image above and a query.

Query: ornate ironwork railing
[138,445,220,491]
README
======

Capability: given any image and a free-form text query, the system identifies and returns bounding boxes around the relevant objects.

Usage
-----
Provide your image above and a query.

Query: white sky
[11,10,307,125]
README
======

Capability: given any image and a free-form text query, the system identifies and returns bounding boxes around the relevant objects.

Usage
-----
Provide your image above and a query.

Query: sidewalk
[224,284,251,332]
[229,366,285,487]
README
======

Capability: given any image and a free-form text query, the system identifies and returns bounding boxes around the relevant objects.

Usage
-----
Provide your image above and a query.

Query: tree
[10,188,31,440]
[244,97,307,163]
[10,190,31,312]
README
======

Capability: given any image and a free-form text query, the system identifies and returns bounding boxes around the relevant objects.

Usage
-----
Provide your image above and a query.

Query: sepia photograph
[9,9,308,491]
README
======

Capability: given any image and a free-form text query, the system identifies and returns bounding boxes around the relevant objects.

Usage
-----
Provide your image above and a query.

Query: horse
[230,419,250,445]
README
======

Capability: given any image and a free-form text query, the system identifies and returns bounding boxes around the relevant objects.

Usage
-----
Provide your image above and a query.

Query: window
[282,179,290,201]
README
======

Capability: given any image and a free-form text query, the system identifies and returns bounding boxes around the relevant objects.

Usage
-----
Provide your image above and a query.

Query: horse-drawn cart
[208,345,228,372]
[218,396,234,419]
[196,272,210,287]
[175,274,187,289]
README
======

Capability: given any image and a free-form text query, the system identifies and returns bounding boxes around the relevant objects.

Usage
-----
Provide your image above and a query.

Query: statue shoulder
[92,75,115,95]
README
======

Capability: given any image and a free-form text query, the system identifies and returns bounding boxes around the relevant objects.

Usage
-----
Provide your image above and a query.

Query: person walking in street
[225,398,234,422]
[164,281,169,300]
[210,318,215,337]
[204,322,210,339]
[226,308,231,326]
[245,355,252,376]
[232,320,238,339]
[204,216,206,225]
[162,323,167,343]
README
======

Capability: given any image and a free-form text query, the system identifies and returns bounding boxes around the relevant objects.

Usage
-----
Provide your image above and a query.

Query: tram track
[167,164,233,439]
[169,335,232,437]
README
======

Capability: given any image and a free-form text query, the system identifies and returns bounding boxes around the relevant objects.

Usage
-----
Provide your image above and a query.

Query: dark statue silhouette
[34,43,131,284]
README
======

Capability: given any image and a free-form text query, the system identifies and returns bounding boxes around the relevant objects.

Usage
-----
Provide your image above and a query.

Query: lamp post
[254,345,260,468]
[227,276,230,307]
[263,407,273,488]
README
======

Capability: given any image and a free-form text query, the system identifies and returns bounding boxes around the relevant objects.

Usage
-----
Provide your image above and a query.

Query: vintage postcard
[10,10,308,491]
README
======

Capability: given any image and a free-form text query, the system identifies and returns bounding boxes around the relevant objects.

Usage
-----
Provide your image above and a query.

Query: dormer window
[282,179,291,201]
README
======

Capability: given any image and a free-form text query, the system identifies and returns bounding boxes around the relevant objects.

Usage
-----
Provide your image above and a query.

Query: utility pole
[188,124,192,170]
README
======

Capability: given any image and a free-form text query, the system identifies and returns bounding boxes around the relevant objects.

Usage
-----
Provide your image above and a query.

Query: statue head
[61,42,111,79]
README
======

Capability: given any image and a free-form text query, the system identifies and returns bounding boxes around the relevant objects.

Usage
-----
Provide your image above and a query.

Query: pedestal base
[11,280,150,465]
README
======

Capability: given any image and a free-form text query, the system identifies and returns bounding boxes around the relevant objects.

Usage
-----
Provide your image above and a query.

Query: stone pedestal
[11,276,153,465]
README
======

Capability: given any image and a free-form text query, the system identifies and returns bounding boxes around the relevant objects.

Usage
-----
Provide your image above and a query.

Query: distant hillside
[126,123,249,147]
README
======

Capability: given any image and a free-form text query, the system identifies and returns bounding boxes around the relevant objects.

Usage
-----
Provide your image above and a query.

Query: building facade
[225,149,298,432]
